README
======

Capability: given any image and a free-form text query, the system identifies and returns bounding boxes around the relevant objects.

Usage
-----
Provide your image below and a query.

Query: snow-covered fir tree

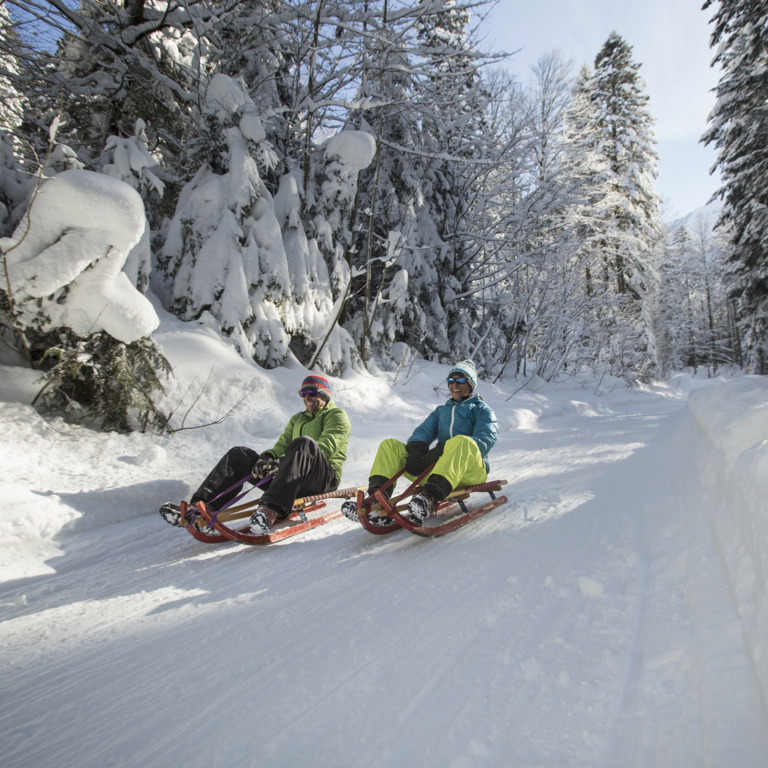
[207,0,302,194]
[158,75,297,366]
[0,4,27,139]
[590,34,661,295]
[344,0,496,367]
[307,129,376,372]
[0,131,27,237]
[342,5,448,366]
[703,0,768,373]
[556,65,624,375]
[414,0,492,360]
[97,121,164,207]
[581,32,663,380]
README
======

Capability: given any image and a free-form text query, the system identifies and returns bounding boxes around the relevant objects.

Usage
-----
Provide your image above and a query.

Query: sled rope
[204,472,275,526]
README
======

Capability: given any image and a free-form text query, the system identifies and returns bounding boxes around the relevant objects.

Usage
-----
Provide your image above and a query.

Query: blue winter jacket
[408,395,498,471]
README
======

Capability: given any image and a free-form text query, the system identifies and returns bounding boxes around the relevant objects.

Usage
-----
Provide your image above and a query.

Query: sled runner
[180,485,364,546]
[355,468,508,537]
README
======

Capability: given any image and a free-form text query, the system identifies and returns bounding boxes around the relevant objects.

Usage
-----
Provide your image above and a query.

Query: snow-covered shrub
[0,168,169,431]
[34,330,171,432]
[2,170,158,341]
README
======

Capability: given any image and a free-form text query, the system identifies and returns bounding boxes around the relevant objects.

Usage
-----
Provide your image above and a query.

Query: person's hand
[424,441,445,467]
[252,456,280,480]
[404,441,429,476]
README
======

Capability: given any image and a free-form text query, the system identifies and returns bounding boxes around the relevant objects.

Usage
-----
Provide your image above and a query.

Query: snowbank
[686,376,768,707]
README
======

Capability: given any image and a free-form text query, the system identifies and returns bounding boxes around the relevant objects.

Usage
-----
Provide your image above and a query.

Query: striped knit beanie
[448,359,478,391]
[301,374,333,401]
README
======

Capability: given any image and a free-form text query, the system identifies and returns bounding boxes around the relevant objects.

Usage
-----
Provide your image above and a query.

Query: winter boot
[159,502,183,527]
[367,475,392,501]
[249,505,279,535]
[407,475,451,525]
[340,498,360,522]
[342,475,391,522]
[366,511,396,528]
[366,474,396,525]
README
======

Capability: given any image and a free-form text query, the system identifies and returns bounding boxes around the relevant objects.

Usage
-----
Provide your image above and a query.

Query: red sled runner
[354,468,508,537]
[179,485,364,546]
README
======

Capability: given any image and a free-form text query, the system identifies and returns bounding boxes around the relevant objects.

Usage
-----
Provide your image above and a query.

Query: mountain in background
[671,198,724,234]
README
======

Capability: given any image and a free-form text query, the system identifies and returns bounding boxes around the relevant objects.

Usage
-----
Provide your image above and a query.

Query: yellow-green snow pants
[369,434,487,491]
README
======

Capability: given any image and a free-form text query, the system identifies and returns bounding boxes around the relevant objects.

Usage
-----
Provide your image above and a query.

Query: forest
[0,0,765,431]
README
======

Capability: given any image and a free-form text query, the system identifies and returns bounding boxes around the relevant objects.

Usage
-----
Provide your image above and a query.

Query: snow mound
[1,169,158,343]
[686,376,768,712]
[687,375,768,473]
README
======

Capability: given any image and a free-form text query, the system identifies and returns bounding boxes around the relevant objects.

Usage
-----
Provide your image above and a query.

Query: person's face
[299,387,326,413]
[447,374,472,401]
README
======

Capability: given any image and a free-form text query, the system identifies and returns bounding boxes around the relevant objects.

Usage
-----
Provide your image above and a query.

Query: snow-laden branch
[1,170,158,344]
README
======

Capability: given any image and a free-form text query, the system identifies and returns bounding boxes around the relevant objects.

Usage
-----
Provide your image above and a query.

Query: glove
[252,455,280,480]
[404,441,429,476]
[424,441,445,467]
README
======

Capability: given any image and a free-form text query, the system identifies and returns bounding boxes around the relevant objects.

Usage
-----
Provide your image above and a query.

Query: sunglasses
[299,389,319,398]
[447,376,468,385]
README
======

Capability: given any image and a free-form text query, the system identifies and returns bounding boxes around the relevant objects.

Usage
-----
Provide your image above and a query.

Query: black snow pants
[190,437,338,517]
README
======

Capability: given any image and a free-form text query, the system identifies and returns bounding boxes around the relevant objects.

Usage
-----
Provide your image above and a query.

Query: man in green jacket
[159,374,351,535]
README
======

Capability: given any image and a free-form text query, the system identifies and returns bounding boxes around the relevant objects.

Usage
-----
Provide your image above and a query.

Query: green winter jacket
[262,400,351,483]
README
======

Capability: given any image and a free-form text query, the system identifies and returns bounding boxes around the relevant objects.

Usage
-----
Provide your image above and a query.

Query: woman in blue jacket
[343,359,498,525]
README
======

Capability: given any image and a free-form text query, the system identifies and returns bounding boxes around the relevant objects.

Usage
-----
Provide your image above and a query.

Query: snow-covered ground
[2,309,768,768]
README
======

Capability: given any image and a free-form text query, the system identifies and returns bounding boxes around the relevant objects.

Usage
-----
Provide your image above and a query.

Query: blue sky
[476,0,721,218]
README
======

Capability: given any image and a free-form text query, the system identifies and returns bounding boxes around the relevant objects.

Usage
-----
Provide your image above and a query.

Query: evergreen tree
[703,0,768,373]
[345,0,496,367]
[556,65,628,376]
[307,129,376,372]
[0,4,32,235]
[96,118,165,235]
[415,0,490,360]
[582,33,663,379]
[342,2,447,365]
[591,34,661,296]
[210,0,322,196]
[0,4,27,138]
[157,75,295,366]
[0,130,26,237]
